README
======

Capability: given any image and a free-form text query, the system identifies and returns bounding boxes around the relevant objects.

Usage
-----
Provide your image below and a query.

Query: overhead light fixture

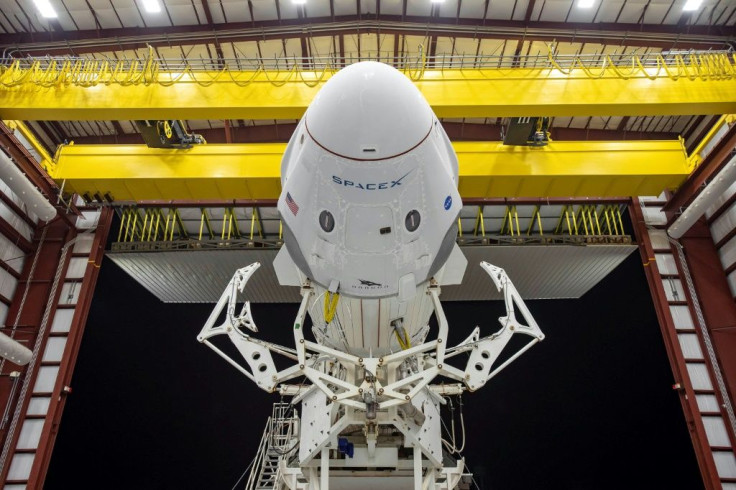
[32,0,57,18]
[577,0,594,7]
[683,0,702,11]
[292,0,307,4]
[141,0,161,13]
[430,0,446,3]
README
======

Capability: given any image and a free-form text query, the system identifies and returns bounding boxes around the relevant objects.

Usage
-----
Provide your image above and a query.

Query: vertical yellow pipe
[153,210,161,241]
[164,212,171,241]
[131,212,139,241]
[536,211,544,236]
[117,209,126,242]
[250,209,256,240]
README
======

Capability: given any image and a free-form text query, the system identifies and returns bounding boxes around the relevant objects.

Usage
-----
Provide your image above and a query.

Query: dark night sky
[45,250,703,490]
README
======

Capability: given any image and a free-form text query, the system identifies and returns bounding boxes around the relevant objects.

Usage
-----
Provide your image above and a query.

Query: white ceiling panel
[437,0,460,18]
[250,0,279,21]
[486,0,518,20]
[278,1,300,21]
[332,0,357,16]
[222,0,251,22]
[537,0,574,22]
[405,0,432,18]
[306,0,332,18]
[168,3,203,25]
[459,0,485,18]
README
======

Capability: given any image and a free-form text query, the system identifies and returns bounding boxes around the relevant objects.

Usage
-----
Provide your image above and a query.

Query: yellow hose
[324,292,339,324]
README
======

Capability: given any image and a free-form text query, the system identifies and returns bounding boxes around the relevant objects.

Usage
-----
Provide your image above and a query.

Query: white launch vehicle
[198,62,544,490]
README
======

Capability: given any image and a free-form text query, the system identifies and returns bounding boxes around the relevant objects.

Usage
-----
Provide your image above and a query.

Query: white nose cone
[305,61,434,160]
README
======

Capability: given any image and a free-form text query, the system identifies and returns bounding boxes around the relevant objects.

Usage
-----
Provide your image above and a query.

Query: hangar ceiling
[0,0,734,156]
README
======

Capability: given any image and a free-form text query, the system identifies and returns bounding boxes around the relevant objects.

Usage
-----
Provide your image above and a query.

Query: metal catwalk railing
[112,203,631,250]
[1,47,734,88]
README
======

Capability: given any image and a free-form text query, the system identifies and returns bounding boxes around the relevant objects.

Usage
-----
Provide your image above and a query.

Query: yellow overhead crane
[50,140,689,201]
[0,51,735,120]
[1,50,733,200]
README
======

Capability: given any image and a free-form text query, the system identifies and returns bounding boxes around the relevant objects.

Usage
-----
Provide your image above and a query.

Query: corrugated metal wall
[108,243,636,303]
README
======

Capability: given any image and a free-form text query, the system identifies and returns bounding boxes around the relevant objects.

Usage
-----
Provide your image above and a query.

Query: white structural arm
[457,262,545,391]
[197,263,302,392]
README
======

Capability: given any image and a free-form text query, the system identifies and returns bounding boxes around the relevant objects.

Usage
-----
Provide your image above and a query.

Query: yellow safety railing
[501,205,521,236]
[2,47,734,90]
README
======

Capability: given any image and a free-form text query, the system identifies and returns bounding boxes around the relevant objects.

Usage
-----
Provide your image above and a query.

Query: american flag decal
[285,192,299,216]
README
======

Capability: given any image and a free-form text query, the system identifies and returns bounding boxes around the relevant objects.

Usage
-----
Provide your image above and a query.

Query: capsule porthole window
[405,210,421,232]
[319,210,335,233]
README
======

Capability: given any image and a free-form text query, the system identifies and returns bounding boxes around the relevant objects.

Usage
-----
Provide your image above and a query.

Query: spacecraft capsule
[277,61,464,299]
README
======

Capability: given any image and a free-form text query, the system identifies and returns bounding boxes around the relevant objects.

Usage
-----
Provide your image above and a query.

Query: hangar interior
[0,0,734,488]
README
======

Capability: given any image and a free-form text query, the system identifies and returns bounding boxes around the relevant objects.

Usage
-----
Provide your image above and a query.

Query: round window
[405,210,421,232]
[319,210,335,233]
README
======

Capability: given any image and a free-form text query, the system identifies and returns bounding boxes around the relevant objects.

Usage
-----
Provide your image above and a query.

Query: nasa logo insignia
[444,196,452,210]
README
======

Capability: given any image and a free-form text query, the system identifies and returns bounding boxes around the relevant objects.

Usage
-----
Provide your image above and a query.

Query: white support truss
[198,261,543,489]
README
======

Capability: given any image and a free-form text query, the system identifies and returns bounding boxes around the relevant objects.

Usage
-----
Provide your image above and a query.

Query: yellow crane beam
[2,54,735,120]
[2,68,735,120]
[51,140,688,201]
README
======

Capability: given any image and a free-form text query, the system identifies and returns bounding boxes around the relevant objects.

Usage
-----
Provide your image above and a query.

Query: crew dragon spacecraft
[198,62,544,490]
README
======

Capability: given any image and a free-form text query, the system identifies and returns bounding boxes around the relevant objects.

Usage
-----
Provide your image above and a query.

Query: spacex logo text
[332,170,412,190]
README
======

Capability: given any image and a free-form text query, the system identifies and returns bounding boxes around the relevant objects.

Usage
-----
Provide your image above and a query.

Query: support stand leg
[414,445,422,490]
[320,447,329,490]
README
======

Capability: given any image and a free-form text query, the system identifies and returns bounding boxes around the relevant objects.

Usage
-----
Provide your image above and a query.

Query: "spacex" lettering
[332,170,412,190]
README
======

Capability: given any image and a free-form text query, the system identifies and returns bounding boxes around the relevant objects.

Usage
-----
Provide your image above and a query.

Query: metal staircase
[246,403,299,490]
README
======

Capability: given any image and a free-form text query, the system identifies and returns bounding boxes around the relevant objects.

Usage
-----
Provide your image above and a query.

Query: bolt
[378,357,384,364]
[299,339,304,343]
[378,388,384,395]
[405,395,410,400]
[438,364,442,369]
[359,357,364,363]
[332,395,337,400]
[437,338,442,343]
[358,388,363,394]
[510,325,515,331]
[299,364,304,369]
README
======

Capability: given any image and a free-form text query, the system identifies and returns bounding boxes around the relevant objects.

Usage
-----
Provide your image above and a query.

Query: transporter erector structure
[198,62,544,490]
